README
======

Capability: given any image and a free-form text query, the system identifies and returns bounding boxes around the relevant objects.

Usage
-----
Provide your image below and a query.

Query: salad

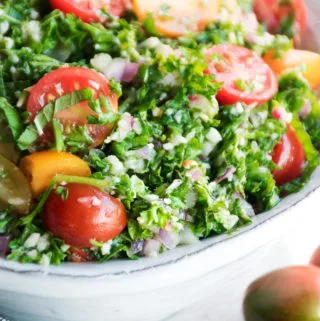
[0,0,319,266]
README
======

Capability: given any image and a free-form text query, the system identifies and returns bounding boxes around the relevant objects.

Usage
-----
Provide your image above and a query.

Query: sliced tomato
[204,44,278,105]
[27,66,118,147]
[44,183,127,248]
[253,0,307,43]
[272,125,305,186]
[132,0,220,38]
[49,0,126,23]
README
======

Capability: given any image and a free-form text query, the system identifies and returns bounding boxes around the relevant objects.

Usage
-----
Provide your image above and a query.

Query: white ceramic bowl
[1,2,320,321]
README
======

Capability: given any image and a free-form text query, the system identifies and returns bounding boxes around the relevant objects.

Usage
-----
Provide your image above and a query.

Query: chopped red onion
[189,168,203,181]
[272,106,292,124]
[0,236,9,257]
[136,145,154,161]
[299,101,312,120]
[103,59,139,83]
[129,240,144,255]
[179,227,199,245]
[158,229,180,250]
[180,210,195,223]
[215,167,236,184]
[233,193,255,217]
[122,62,140,83]
[104,58,127,82]
[240,199,255,217]
[142,239,161,257]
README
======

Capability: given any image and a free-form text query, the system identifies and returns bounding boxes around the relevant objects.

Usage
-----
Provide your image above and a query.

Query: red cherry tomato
[44,183,127,248]
[204,44,278,105]
[49,0,127,23]
[27,66,118,147]
[253,0,307,43]
[272,125,305,186]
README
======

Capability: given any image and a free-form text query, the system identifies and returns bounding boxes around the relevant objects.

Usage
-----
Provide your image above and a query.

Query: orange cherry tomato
[27,66,118,147]
[44,183,127,248]
[49,0,126,23]
[132,0,220,38]
[272,125,305,186]
[264,49,320,89]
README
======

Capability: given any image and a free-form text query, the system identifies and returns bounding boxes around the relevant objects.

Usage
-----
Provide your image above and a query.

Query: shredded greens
[0,0,319,266]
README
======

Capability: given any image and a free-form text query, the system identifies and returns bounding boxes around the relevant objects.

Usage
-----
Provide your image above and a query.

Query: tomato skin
[272,125,305,186]
[244,266,320,321]
[204,45,278,105]
[49,0,126,23]
[253,0,307,43]
[310,246,320,267]
[264,49,320,89]
[27,66,118,147]
[44,183,127,248]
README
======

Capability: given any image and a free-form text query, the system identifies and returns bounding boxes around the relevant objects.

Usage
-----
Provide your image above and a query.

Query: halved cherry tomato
[132,0,220,38]
[264,49,320,89]
[244,266,320,321]
[44,183,127,248]
[27,66,118,147]
[253,0,307,43]
[204,44,278,105]
[49,0,126,23]
[272,125,305,186]
[19,151,91,197]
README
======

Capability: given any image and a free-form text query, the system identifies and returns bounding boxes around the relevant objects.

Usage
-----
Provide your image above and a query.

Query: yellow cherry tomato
[264,49,320,89]
[132,0,220,38]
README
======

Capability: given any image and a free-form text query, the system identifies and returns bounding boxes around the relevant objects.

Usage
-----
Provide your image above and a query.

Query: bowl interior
[0,0,320,278]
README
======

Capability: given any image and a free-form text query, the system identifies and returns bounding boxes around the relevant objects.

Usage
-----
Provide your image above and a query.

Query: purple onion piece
[142,239,161,257]
[130,240,144,255]
[215,167,236,184]
[122,62,140,83]
[299,101,312,120]
[233,193,255,217]
[180,211,194,223]
[158,229,180,250]
[0,236,9,257]
[136,146,153,160]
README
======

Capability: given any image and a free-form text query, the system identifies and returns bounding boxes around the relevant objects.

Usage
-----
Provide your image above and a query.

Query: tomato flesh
[27,66,118,147]
[253,0,307,43]
[49,0,126,23]
[69,247,92,263]
[204,44,278,105]
[272,125,305,186]
[132,0,220,38]
[44,183,127,248]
